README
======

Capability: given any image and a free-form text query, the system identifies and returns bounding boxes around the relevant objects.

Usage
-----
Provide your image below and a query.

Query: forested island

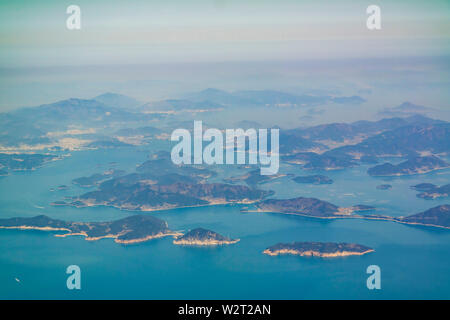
[0,215,181,244]
[292,175,333,185]
[411,183,450,200]
[173,228,239,245]
[368,156,449,176]
[263,242,374,258]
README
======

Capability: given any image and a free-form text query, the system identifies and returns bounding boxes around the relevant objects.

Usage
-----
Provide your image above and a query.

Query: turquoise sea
[0,146,449,299]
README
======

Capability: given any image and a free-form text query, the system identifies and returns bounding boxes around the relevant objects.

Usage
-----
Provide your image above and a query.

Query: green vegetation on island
[263,242,374,257]
[173,228,239,245]
[0,214,180,244]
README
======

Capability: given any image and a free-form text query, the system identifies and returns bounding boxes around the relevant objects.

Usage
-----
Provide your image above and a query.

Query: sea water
[0,146,449,299]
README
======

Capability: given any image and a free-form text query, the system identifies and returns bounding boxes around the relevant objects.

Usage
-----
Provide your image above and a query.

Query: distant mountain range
[282,115,449,171]
[141,99,224,112]
[378,102,437,118]
[93,92,142,109]
[0,96,164,148]
[15,98,143,124]
[184,88,366,107]
[0,92,448,175]
[284,114,443,145]
[328,122,450,158]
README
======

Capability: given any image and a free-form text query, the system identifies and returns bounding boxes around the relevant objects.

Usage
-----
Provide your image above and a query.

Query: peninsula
[72,169,125,187]
[0,215,181,244]
[399,205,450,229]
[246,196,450,229]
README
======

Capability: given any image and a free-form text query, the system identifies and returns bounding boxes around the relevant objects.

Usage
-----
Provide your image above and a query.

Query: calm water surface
[0,147,449,299]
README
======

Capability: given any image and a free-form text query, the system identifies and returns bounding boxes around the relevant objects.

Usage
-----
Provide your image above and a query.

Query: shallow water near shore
[0,147,449,299]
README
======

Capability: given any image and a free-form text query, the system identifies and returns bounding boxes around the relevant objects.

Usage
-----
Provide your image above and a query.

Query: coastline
[173,238,240,246]
[116,232,183,244]
[0,225,71,232]
[243,208,450,230]
[52,197,266,213]
[369,166,450,177]
[263,248,375,258]
[0,225,183,243]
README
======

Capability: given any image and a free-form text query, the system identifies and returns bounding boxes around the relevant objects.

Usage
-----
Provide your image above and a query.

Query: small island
[0,214,181,244]
[173,228,239,246]
[368,156,449,176]
[292,175,333,185]
[263,242,374,258]
[411,183,437,192]
[376,184,392,190]
[224,169,292,187]
[411,183,449,200]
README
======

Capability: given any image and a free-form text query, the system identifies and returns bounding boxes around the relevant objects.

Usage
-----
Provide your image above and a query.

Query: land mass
[224,169,292,187]
[368,156,449,176]
[292,175,333,185]
[0,215,180,244]
[173,228,239,245]
[247,197,450,229]
[0,153,58,172]
[72,169,126,187]
[284,152,356,170]
[250,197,343,218]
[283,117,449,171]
[56,179,272,211]
[53,153,271,212]
[411,183,450,200]
[263,242,374,258]
[399,205,450,229]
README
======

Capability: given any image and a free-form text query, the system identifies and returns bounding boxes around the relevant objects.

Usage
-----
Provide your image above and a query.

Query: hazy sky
[0,0,449,112]
[1,0,449,66]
